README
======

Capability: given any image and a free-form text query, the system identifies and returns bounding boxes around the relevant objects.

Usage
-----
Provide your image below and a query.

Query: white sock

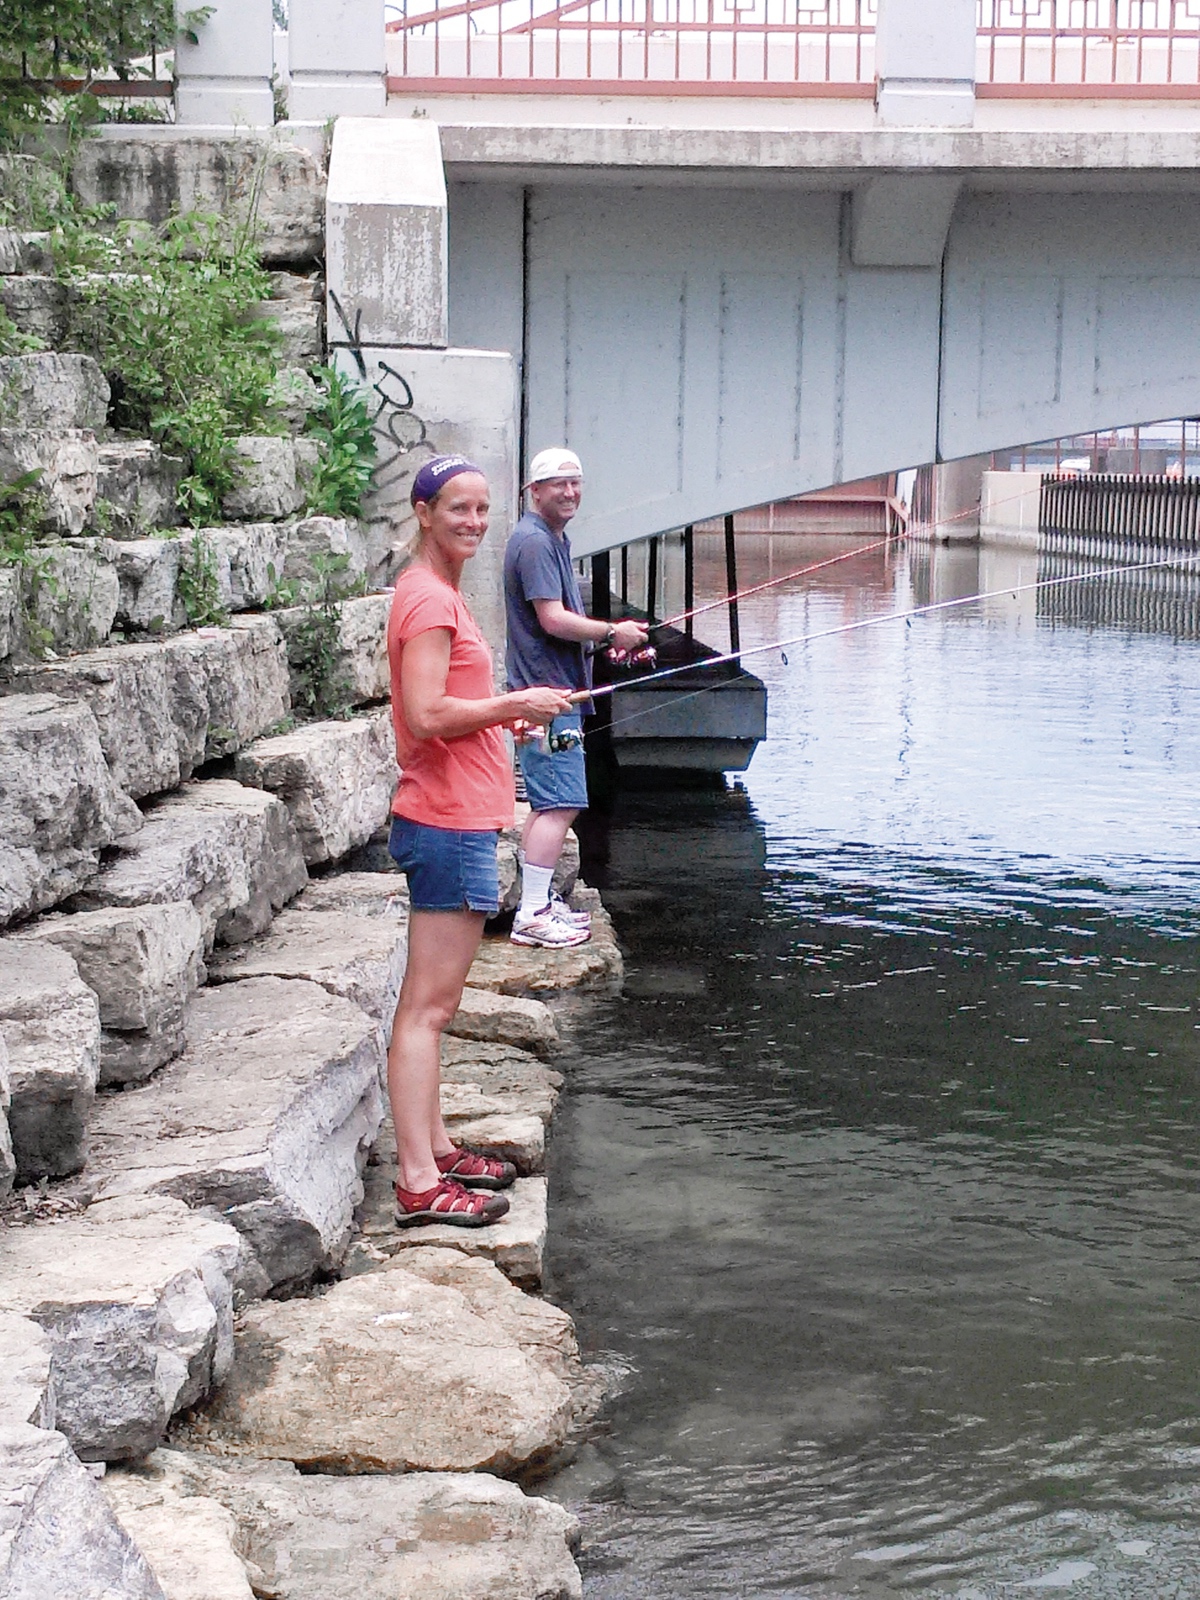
[518,862,555,919]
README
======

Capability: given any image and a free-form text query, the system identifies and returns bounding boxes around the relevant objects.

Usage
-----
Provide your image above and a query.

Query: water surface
[547,536,1200,1598]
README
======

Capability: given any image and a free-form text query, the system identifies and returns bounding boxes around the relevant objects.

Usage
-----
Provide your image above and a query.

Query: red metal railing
[385,0,878,93]
[978,0,1200,93]
[385,0,1200,93]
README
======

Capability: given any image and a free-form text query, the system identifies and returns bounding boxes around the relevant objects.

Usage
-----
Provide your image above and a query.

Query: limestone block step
[0,1195,242,1461]
[0,1423,169,1600]
[112,537,181,632]
[21,903,204,1086]
[87,976,384,1295]
[200,522,290,612]
[441,1089,547,1172]
[468,890,623,996]
[0,273,68,344]
[103,1450,582,1600]
[449,986,560,1059]
[0,427,98,535]
[0,938,100,1182]
[0,353,108,431]
[440,1040,562,1123]
[222,437,303,521]
[103,1471,255,1600]
[31,538,120,653]
[75,782,307,950]
[0,694,142,927]
[182,1246,589,1476]
[235,710,395,866]
[17,617,291,800]
[95,441,183,538]
[280,514,372,586]
[294,869,409,922]
[0,1312,54,1430]
[251,270,324,364]
[275,590,390,708]
[208,907,405,1026]
[354,1170,548,1288]
[72,137,326,267]
[0,230,52,274]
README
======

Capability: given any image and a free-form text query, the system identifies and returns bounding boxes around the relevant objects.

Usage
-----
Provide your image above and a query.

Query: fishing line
[586,551,1200,739]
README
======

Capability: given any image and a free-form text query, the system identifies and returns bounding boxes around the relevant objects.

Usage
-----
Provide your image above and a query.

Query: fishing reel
[546,726,585,754]
[604,642,658,669]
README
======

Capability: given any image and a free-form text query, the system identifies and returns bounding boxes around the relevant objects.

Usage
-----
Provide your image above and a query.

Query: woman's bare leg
[388,908,485,1193]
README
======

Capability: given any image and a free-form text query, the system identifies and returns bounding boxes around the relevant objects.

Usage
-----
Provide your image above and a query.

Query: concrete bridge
[167,0,1200,564]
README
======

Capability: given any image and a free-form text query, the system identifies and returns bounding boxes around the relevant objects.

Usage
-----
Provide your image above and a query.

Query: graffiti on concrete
[328,291,435,494]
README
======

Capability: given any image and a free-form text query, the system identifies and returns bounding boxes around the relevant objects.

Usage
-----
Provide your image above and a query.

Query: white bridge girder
[447,174,1200,558]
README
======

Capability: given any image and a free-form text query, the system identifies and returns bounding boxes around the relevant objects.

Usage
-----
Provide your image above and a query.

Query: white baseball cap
[526,447,583,486]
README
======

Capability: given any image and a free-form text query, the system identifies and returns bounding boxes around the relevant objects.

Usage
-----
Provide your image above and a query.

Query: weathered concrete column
[875,0,976,127]
[173,0,275,127]
[289,0,387,121]
[325,119,518,663]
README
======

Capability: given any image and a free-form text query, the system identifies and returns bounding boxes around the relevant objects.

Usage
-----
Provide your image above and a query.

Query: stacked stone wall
[0,134,613,1600]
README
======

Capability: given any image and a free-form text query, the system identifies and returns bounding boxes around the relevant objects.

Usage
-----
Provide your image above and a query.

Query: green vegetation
[303,366,378,519]
[284,550,368,721]
[176,531,228,628]
[0,469,58,658]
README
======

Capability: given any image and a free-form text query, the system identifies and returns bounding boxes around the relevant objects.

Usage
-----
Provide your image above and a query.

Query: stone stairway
[0,206,616,1598]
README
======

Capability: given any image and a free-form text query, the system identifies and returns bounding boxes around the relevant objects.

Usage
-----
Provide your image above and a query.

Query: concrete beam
[288,0,387,122]
[851,175,962,267]
[326,119,448,349]
[875,0,976,128]
[173,0,275,129]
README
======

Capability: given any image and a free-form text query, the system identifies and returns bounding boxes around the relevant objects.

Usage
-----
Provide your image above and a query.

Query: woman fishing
[387,454,571,1227]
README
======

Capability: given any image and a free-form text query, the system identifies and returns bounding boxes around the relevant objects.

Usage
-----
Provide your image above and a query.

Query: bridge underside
[445,155,1200,556]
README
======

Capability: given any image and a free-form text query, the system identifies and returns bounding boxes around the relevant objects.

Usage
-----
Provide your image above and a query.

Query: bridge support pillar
[326,120,518,658]
[288,0,387,121]
[173,0,275,128]
[875,0,976,127]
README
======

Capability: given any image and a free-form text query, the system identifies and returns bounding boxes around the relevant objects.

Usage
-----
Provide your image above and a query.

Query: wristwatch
[600,625,616,647]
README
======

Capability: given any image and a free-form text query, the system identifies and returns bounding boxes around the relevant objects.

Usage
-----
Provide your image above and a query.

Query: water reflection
[550,535,1200,1599]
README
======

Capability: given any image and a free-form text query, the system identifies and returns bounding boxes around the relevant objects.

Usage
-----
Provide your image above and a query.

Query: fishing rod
[596,476,1056,666]
[569,550,1200,726]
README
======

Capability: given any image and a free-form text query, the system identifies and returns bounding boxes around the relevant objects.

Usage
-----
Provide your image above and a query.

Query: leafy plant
[0,2,184,147]
[176,531,227,628]
[56,205,285,521]
[304,367,378,519]
[287,550,368,721]
[0,469,59,658]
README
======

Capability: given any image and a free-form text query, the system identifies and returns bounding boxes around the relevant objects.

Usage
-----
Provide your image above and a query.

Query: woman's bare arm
[401,629,570,740]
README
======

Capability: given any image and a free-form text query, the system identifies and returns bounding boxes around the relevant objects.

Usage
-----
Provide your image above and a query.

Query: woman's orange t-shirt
[387,565,514,832]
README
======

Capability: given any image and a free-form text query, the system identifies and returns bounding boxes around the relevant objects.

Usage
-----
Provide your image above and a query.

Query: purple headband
[410,454,483,507]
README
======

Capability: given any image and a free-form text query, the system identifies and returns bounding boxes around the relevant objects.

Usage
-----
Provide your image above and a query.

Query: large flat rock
[440,1036,564,1102]
[294,869,409,923]
[0,693,142,928]
[88,977,384,1295]
[104,1450,582,1600]
[234,711,395,867]
[0,1312,54,1430]
[17,619,291,800]
[0,352,109,430]
[183,1247,586,1476]
[449,986,560,1060]
[208,908,405,1026]
[20,903,204,1086]
[75,780,308,950]
[0,938,100,1181]
[0,1423,168,1600]
[0,1195,241,1462]
[468,890,623,996]
[274,591,392,712]
[353,1169,548,1288]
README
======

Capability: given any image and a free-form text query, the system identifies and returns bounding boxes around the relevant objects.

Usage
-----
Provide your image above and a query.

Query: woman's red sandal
[394,1177,509,1229]
[435,1145,517,1191]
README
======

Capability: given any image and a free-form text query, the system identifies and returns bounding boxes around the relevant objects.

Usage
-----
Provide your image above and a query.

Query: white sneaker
[511,906,591,948]
[550,890,591,930]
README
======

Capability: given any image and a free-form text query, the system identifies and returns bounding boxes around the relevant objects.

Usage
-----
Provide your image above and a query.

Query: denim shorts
[387,816,500,913]
[517,712,589,812]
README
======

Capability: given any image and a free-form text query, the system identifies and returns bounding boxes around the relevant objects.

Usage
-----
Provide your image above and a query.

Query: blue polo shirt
[504,511,593,715]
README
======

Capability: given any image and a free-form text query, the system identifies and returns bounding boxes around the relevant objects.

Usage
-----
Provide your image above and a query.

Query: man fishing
[504,447,649,948]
